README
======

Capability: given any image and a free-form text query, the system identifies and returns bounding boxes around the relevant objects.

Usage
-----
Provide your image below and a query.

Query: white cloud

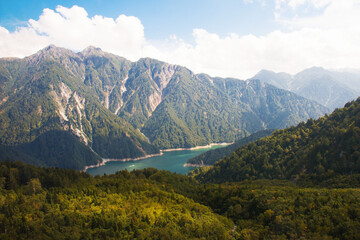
[0,3,360,79]
[155,0,360,78]
[0,5,146,60]
[276,0,331,10]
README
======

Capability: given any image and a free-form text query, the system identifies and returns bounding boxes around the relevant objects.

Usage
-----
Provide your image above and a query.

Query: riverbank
[83,142,232,172]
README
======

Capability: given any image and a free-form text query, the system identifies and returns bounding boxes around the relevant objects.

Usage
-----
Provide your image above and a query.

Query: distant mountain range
[0,45,328,169]
[251,67,360,110]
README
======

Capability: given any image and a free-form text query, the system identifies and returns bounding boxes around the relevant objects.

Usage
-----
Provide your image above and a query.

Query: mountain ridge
[0,45,329,169]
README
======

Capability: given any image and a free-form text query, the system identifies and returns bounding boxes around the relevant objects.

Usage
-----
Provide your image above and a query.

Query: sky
[0,0,360,79]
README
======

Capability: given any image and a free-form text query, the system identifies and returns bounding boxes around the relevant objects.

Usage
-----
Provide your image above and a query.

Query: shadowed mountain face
[252,67,360,110]
[0,45,328,168]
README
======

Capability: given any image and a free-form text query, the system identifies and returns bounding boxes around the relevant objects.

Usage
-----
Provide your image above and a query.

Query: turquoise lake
[86,145,227,176]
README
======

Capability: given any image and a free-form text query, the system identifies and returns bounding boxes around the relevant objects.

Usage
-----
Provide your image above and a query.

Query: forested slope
[186,130,273,166]
[196,98,360,184]
[1,161,360,239]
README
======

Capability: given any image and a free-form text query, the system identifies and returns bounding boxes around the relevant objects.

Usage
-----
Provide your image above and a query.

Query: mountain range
[251,67,360,110]
[0,45,328,169]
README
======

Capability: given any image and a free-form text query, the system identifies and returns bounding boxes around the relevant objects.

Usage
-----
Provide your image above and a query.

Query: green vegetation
[141,71,327,149]
[0,161,233,239]
[1,161,360,239]
[196,98,360,184]
[187,130,274,166]
[1,96,360,237]
[0,131,102,170]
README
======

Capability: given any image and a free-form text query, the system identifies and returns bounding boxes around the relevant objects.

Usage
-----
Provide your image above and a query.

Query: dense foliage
[187,130,273,166]
[0,131,102,170]
[1,161,360,239]
[196,98,360,183]
[0,161,233,239]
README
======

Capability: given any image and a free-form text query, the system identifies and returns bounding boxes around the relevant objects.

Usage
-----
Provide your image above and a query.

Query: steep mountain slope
[186,129,274,166]
[0,45,329,163]
[212,77,328,129]
[0,45,158,169]
[252,67,360,110]
[0,131,102,170]
[196,98,360,184]
[67,47,328,149]
[141,70,263,149]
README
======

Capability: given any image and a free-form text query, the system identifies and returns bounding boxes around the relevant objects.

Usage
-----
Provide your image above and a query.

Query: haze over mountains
[252,67,360,110]
[0,45,329,169]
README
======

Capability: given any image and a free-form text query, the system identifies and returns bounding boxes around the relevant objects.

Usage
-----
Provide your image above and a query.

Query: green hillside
[0,161,233,239]
[186,130,274,166]
[0,131,102,170]
[196,98,360,184]
[1,161,360,239]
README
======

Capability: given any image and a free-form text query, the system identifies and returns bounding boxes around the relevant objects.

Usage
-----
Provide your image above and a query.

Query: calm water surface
[86,145,226,176]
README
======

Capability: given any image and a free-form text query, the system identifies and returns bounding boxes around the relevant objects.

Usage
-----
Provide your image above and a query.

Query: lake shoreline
[83,142,232,172]
[161,142,232,152]
[183,163,211,167]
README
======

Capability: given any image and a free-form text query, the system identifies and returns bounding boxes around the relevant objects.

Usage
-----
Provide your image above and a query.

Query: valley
[2,1,360,239]
[1,47,360,240]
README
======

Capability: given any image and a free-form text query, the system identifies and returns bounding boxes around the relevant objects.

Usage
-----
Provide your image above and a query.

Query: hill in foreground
[1,160,360,239]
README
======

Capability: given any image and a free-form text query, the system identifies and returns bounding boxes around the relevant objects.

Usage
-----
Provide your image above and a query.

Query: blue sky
[0,0,277,41]
[0,0,359,78]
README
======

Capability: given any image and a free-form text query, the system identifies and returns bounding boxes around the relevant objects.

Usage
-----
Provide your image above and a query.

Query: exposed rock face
[148,91,162,112]
[153,64,176,91]
[50,82,72,121]
[50,82,89,144]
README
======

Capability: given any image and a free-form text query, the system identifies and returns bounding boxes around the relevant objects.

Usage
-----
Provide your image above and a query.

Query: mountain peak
[44,44,57,50]
[80,46,105,57]
[28,45,79,64]
[38,45,73,55]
